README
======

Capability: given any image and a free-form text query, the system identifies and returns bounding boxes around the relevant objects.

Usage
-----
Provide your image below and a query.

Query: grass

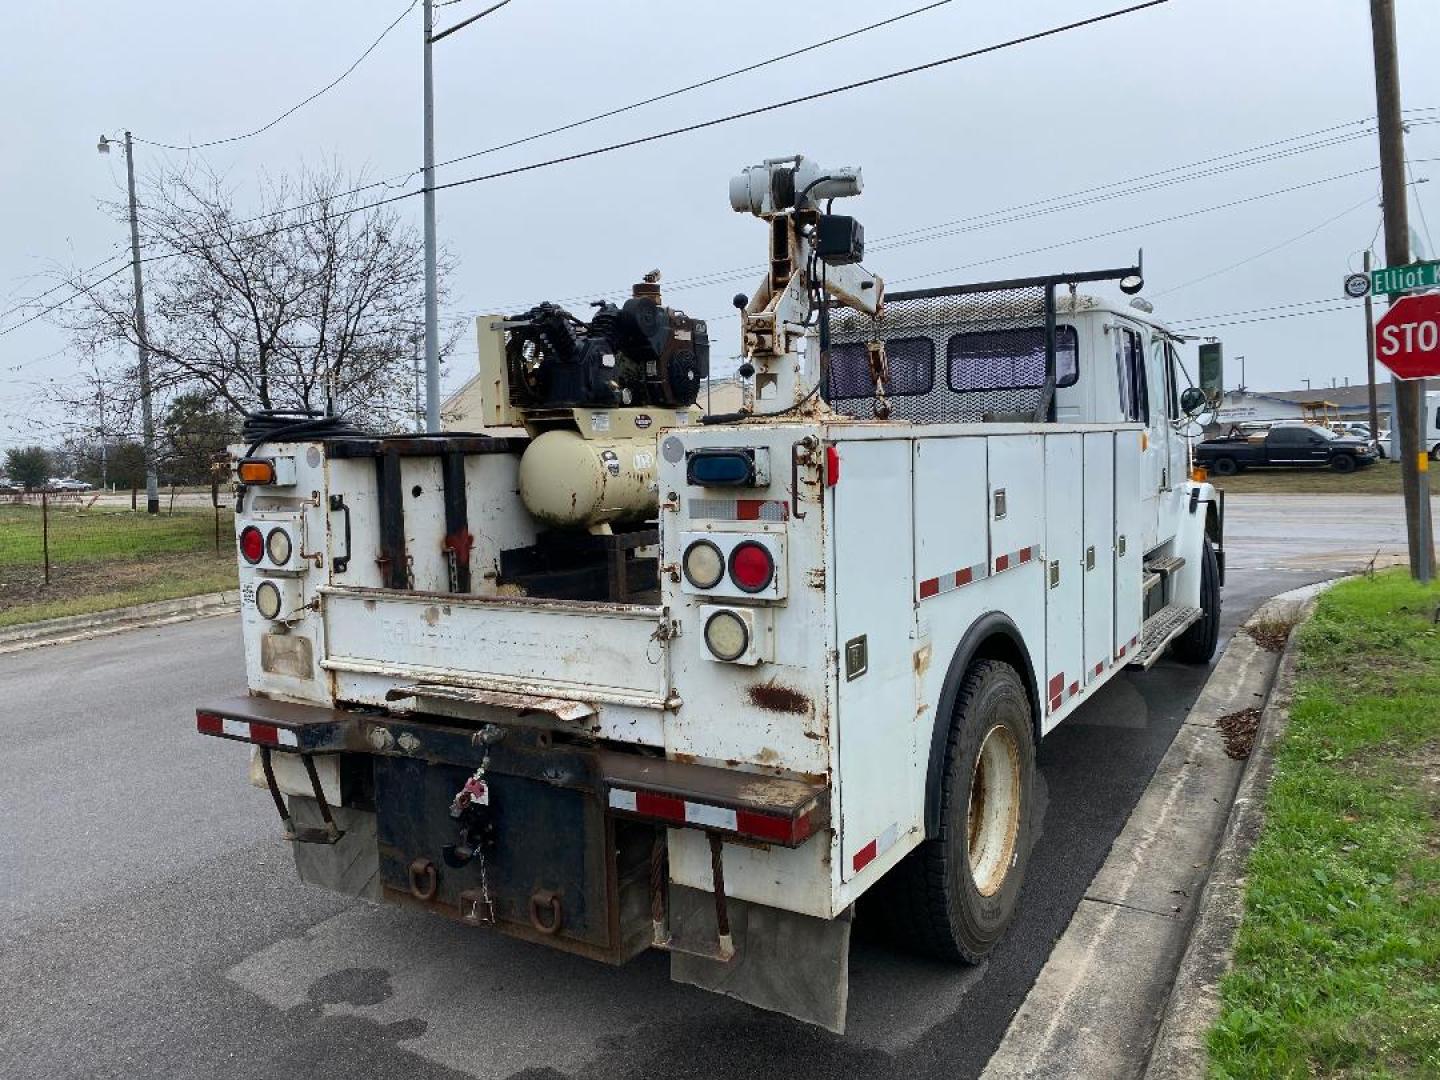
[1208,460,1405,495]
[1209,571,1440,1078]
[0,503,237,627]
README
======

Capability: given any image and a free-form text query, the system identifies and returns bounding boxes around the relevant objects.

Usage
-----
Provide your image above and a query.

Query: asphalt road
[0,494,1407,1080]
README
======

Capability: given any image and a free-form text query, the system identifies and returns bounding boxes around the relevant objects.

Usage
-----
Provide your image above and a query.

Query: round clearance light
[704,609,750,662]
[265,527,292,566]
[728,540,775,593]
[682,539,725,589]
[254,580,283,620]
[239,525,264,564]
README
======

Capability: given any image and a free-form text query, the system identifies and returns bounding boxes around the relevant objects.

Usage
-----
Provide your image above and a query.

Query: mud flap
[668,885,852,1033]
[288,795,381,901]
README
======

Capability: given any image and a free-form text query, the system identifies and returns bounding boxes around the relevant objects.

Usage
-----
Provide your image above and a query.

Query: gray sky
[3,0,1439,450]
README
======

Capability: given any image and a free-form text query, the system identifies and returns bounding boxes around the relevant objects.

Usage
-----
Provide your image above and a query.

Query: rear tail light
[265,527,293,565]
[239,525,264,564]
[254,580,283,620]
[682,539,725,589]
[703,609,750,661]
[728,541,775,593]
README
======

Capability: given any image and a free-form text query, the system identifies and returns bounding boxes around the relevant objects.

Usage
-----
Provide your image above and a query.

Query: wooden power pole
[1370,0,1435,582]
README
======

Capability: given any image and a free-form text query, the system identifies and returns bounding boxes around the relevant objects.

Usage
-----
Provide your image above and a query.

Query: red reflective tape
[852,839,879,873]
[249,722,281,746]
[1048,673,1064,698]
[995,554,1010,572]
[735,499,762,521]
[1049,696,1062,714]
[919,577,940,600]
[1019,547,1033,563]
[196,711,223,735]
[736,810,795,844]
[635,791,686,822]
[1068,681,1080,697]
[1094,662,1104,676]
[956,566,973,587]
[1117,643,1128,658]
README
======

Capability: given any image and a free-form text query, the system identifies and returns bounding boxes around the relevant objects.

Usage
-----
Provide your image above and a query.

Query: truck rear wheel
[871,659,1034,962]
[1210,456,1239,476]
[1171,540,1221,664]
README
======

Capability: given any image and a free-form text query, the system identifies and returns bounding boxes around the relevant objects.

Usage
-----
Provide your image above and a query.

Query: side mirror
[1180,387,1209,417]
[1197,342,1224,403]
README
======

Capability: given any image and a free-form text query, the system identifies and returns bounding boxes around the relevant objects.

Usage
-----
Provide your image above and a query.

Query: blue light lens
[687,451,755,487]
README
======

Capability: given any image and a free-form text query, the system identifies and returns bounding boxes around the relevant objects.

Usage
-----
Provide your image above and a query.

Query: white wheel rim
[967,724,1022,897]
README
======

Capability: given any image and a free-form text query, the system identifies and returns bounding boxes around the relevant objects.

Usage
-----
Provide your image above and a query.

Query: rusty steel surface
[597,749,828,820]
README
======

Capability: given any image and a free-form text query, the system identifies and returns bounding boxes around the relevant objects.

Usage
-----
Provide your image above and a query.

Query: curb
[1141,586,1327,1078]
[0,590,239,655]
[979,582,1329,1080]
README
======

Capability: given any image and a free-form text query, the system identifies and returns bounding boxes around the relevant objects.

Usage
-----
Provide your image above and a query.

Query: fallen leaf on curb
[1218,706,1264,759]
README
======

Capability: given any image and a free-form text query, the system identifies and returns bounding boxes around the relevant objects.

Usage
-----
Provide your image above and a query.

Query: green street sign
[1371,261,1440,295]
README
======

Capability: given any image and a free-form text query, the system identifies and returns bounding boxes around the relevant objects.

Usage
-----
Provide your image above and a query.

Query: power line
[431,0,958,172]
[1168,296,1353,324]
[1169,303,1356,330]
[430,1,1174,197]
[1151,190,1379,297]
[0,248,132,324]
[134,0,419,151]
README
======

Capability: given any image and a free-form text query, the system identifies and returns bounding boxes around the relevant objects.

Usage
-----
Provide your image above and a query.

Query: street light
[97,131,159,514]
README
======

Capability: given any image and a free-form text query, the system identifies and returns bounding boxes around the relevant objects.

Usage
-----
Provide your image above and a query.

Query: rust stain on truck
[747,680,811,715]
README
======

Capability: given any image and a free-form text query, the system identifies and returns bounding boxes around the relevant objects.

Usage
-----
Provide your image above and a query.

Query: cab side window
[1164,342,1180,421]
[1114,326,1149,424]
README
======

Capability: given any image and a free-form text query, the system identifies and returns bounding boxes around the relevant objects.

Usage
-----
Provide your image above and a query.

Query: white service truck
[199,155,1225,1032]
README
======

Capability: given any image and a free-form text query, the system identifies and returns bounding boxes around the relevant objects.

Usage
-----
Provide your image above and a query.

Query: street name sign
[1375,294,1440,379]
[1371,261,1440,296]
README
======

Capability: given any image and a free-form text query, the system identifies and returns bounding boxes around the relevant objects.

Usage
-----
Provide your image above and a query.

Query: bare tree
[60,161,452,430]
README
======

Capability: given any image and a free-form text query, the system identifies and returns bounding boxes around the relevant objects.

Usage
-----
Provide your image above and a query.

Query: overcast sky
[3,0,1439,450]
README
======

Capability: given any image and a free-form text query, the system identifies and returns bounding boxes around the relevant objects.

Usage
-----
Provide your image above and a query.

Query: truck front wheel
[1331,453,1357,473]
[1172,540,1221,664]
[1210,456,1239,476]
[871,659,1034,963]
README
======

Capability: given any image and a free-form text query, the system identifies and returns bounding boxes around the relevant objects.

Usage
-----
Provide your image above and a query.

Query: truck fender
[922,611,1039,839]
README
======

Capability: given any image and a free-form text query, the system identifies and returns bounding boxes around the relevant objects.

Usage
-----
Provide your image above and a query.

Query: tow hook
[529,889,564,935]
[408,858,438,901]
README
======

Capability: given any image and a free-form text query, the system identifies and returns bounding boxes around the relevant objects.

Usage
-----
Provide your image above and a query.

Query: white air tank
[517,429,657,530]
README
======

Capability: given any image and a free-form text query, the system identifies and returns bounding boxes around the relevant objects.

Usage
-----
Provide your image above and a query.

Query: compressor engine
[504,291,710,410]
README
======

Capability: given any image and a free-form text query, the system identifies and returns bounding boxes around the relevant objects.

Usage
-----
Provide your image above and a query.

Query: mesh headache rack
[825,260,1144,424]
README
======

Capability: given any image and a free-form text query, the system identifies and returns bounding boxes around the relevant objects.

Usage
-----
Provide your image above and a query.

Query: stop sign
[1375,294,1440,379]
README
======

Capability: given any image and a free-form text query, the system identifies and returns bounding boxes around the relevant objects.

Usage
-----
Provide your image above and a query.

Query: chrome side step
[1142,554,1185,596]
[1127,604,1202,670]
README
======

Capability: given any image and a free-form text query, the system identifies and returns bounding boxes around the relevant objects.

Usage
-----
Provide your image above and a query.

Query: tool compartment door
[832,439,917,883]
[1043,433,1083,731]
[1082,432,1114,683]
[1113,430,1144,661]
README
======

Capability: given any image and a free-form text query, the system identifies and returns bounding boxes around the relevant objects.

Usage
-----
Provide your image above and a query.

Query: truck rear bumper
[195,696,831,961]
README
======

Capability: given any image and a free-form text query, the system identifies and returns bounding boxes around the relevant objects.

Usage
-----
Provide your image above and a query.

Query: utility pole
[1364,249,1380,441]
[421,0,441,433]
[420,0,512,434]
[1370,0,1434,581]
[99,131,160,512]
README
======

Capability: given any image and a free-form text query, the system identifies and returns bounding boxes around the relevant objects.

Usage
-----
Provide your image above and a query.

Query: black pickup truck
[1195,425,1378,475]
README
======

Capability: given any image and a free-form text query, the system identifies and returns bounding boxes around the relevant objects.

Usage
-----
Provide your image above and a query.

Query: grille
[825,283,1055,424]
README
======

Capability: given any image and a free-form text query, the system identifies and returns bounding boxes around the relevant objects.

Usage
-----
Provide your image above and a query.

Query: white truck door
[1043,432,1084,731]
[1113,430,1145,661]
[833,439,918,883]
[1082,431,1114,684]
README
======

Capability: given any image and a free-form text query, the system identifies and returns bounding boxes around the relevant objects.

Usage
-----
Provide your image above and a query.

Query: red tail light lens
[239,525,264,564]
[728,541,775,593]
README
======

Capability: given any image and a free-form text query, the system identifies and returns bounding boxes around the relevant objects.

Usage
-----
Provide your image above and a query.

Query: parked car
[46,477,92,491]
[1195,424,1378,475]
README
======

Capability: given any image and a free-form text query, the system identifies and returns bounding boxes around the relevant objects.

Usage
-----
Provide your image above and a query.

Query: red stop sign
[1375,294,1440,379]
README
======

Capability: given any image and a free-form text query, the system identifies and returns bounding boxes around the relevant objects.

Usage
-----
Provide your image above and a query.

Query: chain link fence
[0,484,237,624]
